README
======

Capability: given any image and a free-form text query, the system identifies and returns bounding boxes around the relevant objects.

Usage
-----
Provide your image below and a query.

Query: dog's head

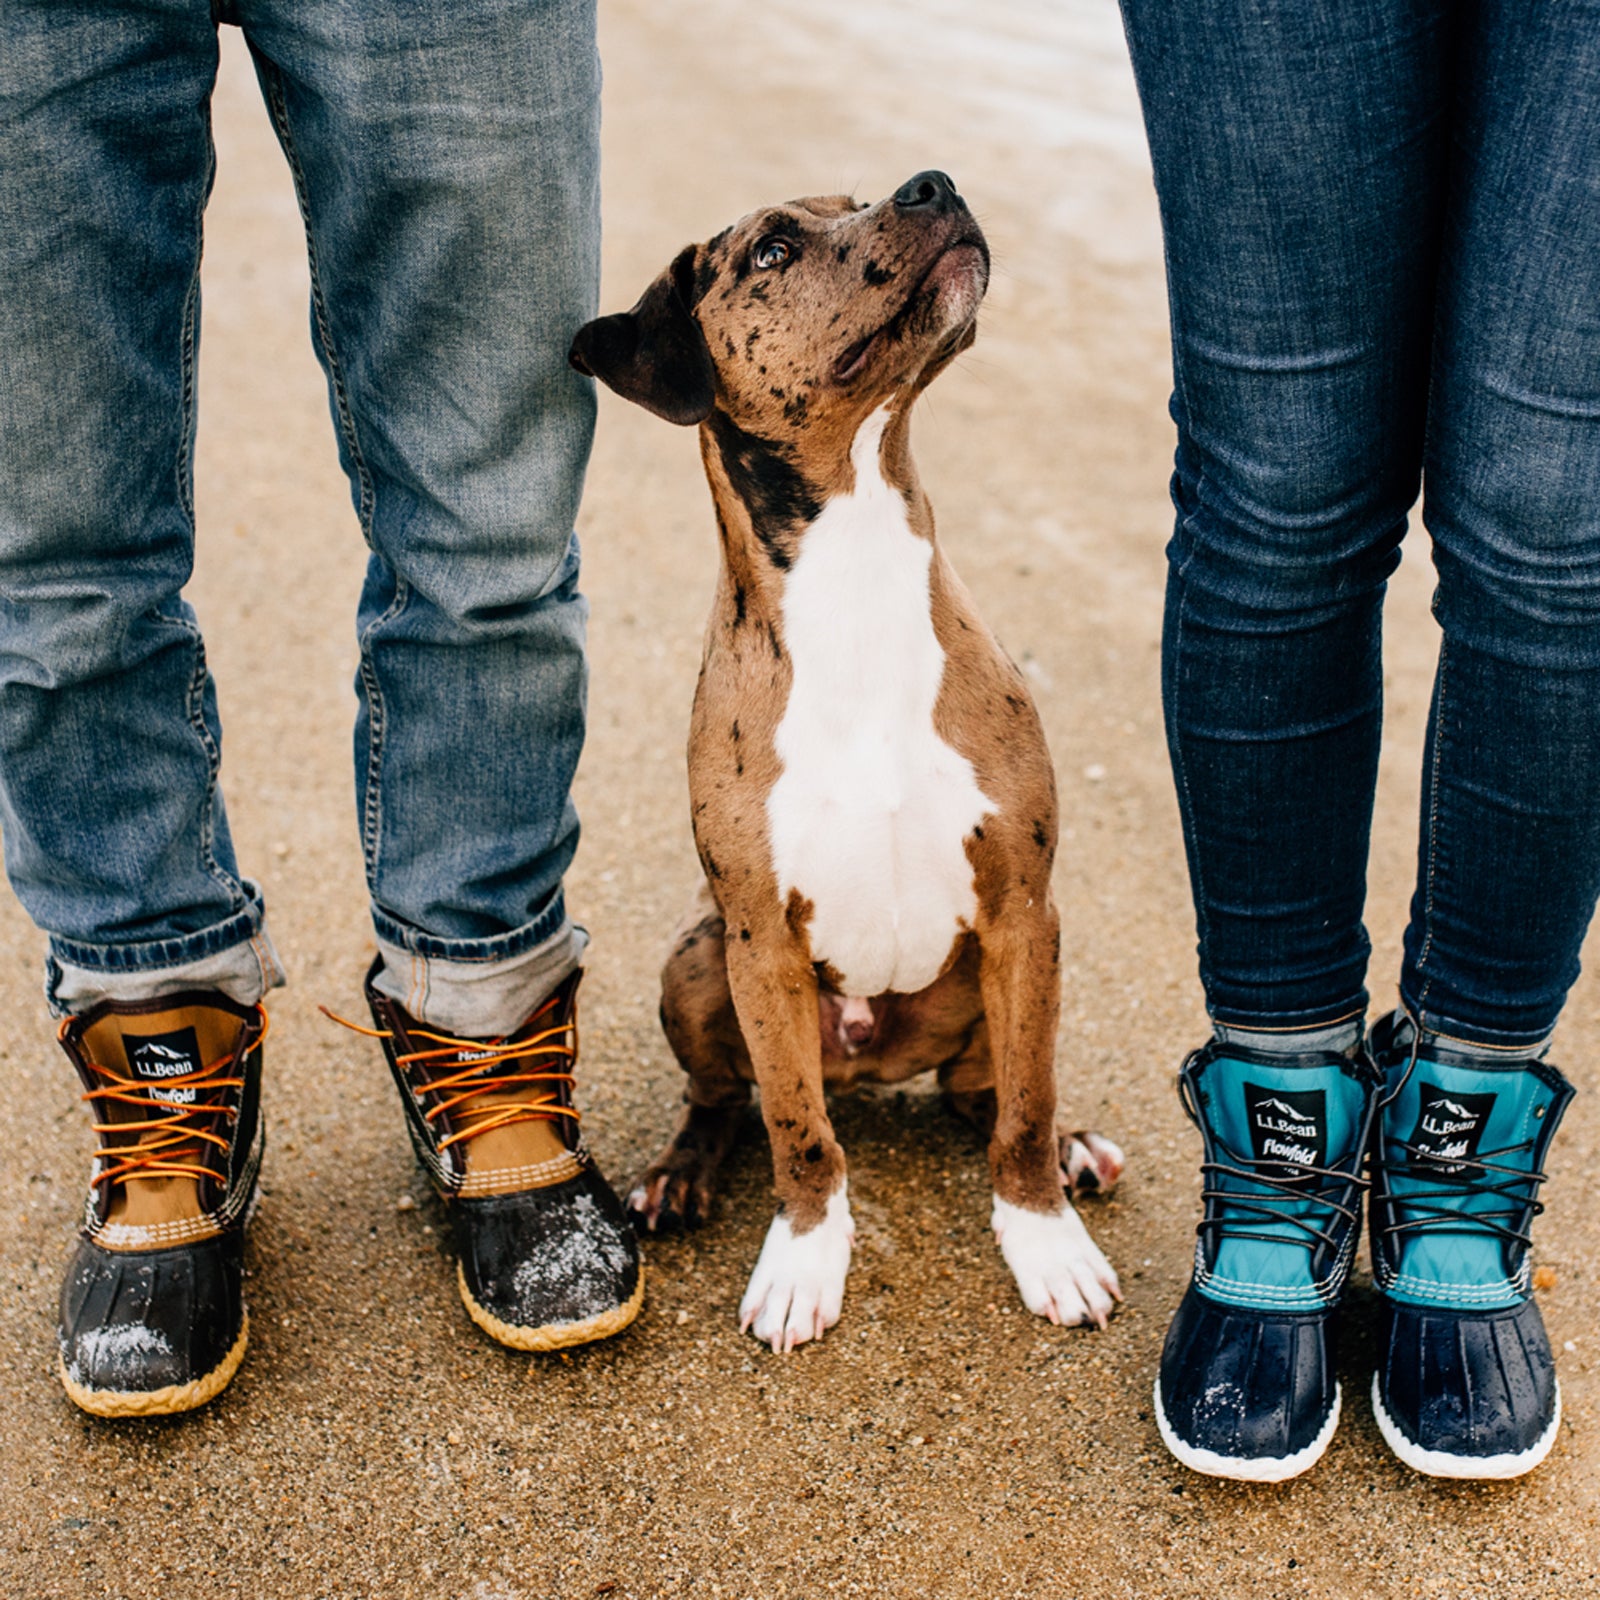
[570,171,988,446]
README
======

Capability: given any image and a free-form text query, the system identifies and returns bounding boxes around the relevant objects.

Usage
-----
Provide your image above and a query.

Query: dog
[570,171,1123,1352]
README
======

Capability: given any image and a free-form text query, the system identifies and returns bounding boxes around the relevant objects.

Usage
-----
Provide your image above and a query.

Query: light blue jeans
[0,0,600,1033]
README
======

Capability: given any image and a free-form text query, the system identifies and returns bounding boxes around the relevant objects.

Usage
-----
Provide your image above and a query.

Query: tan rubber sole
[458,1262,645,1352]
[58,1311,249,1419]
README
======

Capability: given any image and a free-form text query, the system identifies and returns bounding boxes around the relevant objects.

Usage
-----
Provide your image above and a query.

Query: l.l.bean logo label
[1409,1081,1496,1180]
[1243,1082,1326,1172]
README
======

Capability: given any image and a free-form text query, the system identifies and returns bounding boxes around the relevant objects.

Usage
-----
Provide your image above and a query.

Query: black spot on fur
[739,928,751,942]
[1032,819,1049,850]
[783,393,809,426]
[836,244,852,262]
[862,260,894,286]
[766,620,784,661]
[703,851,723,881]
[748,280,769,302]
[972,823,985,842]
[770,385,786,400]
[745,328,762,356]
[693,234,727,302]
[804,1142,823,1164]
[723,335,737,359]
[730,720,741,742]
[707,411,821,570]
[732,582,747,625]
[1006,693,1025,714]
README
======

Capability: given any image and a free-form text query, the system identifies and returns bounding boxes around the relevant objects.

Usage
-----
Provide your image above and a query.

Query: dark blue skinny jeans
[1119,0,1600,1048]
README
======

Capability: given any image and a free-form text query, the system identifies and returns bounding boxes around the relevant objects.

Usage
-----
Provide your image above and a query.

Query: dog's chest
[765,412,994,998]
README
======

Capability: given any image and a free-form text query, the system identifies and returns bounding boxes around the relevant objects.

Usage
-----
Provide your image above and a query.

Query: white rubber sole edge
[1153,1377,1340,1483]
[1370,1372,1562,1480]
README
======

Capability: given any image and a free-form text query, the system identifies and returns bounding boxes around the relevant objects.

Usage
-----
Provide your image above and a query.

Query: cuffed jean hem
[1395,997,1555,1058]
[1205,997,1370,1036]
[370,897,588,1036]
[46,897,286,1017]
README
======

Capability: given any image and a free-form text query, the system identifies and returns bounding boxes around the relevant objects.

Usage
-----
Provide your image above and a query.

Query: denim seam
[258,61,377,543]
[1163,292,1219,1000]
[356,580,409,886]
[259,57,408,886]
[1414,637,1450,1012]
[174,613,246,912]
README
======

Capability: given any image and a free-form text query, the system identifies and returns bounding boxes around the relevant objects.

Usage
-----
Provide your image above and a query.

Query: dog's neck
[698,397,931,615]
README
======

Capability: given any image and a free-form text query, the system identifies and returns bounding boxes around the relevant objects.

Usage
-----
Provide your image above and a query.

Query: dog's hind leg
[629,890,754,1232]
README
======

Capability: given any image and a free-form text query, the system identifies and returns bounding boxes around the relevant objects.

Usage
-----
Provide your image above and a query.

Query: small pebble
[396,1195,417,1213]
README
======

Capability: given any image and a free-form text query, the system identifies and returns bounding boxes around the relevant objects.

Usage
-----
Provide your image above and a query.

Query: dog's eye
[752,236,794,270]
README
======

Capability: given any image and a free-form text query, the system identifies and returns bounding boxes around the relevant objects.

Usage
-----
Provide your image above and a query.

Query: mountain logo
[1243,1082,1326,1171]
[1409,1081,1496,1181]
[125,1025,204,1107]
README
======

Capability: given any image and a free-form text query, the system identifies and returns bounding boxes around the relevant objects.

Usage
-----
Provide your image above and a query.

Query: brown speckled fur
[571,184,1117,1240]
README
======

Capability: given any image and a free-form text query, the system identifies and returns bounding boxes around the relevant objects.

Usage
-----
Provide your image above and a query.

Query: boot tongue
[80,1005,244,1237]
[1379,1053,1569,1305]
[1198,1055,1368,1299]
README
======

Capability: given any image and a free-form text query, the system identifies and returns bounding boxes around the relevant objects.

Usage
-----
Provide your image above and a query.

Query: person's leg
[1368,0,1600,1478]
[0,0,281,1415]
[240,0,598,1038]
[241,0,639,1346]
[0,2,282,1009]
[1117,0,1450,1478]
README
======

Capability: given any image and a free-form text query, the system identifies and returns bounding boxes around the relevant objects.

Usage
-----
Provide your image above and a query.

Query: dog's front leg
[726,942,854,1352]
[979,900,1121,1328]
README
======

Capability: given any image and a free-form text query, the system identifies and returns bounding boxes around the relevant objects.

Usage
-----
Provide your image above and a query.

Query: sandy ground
[2,4,1597,1596]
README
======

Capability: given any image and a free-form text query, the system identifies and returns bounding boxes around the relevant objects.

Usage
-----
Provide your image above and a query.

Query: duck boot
[56,993,266,1417]
[1155,1038,1381,1481]
[1369,1013,1574,1479]
[363,961,642,1350]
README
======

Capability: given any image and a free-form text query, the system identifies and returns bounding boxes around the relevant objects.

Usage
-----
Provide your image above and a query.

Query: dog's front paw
[1059,1128,1125,1198]
[992,1197,1121,1330]
[738,1187,854,1352]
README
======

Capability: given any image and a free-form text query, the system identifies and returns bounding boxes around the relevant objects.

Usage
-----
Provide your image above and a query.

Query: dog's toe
[737,1189,854,1352]
[1060,1128,1126,1198]
[992,1197,1121,1330]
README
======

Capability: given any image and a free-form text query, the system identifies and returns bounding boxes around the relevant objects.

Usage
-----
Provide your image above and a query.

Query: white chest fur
[766,406,995,998]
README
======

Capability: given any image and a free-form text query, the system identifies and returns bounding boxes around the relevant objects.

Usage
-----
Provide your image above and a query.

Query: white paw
[992,1195,1121,1329]
[738,1186,855,1352]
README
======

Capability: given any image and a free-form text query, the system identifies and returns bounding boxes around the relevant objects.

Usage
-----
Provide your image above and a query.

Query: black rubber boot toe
[452,1165,643,1351]
[59,1232,248,1417]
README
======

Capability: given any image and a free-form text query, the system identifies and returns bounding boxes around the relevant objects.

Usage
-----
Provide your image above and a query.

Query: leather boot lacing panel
[67,1009,265,1192]
[322,991,580,1153]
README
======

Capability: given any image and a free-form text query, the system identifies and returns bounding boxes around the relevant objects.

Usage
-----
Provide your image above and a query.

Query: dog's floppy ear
[569,245,716,426]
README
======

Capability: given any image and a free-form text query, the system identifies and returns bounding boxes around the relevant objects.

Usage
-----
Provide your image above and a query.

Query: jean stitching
[259,57,407,884]
[258,61,376,542]
[171,613,246,911]
[356,578,409,882]
[1415,637,1450,1010]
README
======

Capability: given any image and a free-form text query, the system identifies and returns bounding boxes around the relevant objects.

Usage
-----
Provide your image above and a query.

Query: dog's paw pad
[992,1196,1120,1329]
[1060,1129,1125,1198]
[738,1188,854,1352]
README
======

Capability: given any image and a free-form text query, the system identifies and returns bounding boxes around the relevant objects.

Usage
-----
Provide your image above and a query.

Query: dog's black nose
[892,170,959,213]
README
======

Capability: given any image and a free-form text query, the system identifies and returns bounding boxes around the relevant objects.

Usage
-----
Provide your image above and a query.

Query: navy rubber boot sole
[1155,1284,1342,1482]
[1372,1296,1562,1479]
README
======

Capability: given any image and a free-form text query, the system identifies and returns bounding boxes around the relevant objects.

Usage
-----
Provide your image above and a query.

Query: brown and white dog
[570,171,1123,1352]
